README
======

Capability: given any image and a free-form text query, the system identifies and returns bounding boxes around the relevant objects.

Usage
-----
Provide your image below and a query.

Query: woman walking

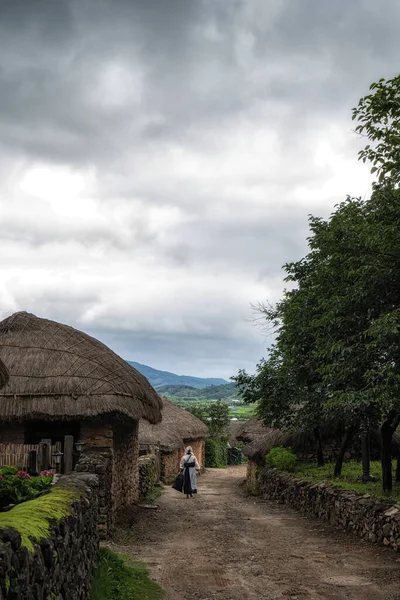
[180,446,200,498]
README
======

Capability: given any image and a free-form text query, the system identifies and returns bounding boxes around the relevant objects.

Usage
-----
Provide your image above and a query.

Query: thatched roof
[0,312,162,424]
[243,429,292,462]
[0,358,9,389]
[232,417,292,462]
[235,417,268,443]
[226,419,245,443]
[139,398,208,451]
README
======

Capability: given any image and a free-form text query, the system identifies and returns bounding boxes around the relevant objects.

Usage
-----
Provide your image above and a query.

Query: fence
[0,443,56,472]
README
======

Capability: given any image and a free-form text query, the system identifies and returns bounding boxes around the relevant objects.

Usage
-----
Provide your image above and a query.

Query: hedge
[205,439,228,468]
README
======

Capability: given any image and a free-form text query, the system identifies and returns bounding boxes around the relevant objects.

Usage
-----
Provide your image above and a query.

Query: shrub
[265,447,296,472]
[205,439,228,468]
[0,466,53,509]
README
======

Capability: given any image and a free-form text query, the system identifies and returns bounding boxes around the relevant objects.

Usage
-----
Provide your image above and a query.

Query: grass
[143,483,164,505]
[295,460,400,502]
[0,486,79,552]
[91,548,164,600]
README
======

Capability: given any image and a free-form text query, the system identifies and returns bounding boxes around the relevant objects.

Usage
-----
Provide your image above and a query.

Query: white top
[180,453,200,470]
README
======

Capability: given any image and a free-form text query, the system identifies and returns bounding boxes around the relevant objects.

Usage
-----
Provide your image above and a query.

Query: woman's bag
[171,472,184,492]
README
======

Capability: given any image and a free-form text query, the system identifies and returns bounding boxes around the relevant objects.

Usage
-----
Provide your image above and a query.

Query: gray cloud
[0,0,399,378]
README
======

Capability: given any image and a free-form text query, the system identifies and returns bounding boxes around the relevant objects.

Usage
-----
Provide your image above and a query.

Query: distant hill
[127,361,229,389]
[157,382,238,400]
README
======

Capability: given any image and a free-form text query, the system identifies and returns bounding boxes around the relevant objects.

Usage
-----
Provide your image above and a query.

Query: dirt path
[111,466,400,600]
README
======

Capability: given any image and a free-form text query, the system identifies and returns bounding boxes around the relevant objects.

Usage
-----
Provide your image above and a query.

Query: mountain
[157,382,238,400]
[127,361,229,389]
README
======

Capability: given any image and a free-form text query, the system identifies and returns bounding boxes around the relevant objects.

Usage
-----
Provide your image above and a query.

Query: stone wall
[0,472,99,599]
[138,454,158,501]
[113,421,139,509]
[75,449,114,539]
[258,465,400,551]
[246,460,260,495]
[161,450,180,483]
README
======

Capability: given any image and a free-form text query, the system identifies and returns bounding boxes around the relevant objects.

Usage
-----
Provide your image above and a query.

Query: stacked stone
[0,473,99,599]
[138,455,157,501]
[259,466,400,551]
[112,424,140,509]
[75,451,114,539]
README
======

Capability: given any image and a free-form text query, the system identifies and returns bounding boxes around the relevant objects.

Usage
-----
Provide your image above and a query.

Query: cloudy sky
[0,0,397,379]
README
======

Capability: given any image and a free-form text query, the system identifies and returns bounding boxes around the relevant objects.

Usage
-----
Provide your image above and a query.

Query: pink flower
[16,471,31,479]
[0,476,4,481]
[40,470,54,477]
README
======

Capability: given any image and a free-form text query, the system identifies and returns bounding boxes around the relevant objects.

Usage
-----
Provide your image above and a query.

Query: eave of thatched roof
[0,358,9,389]
[226,419,246,443]
[235,417,269,443]
[139,397,208,451]
[233,417,293,463]
[0,312,162,424]
[242,428,292,462]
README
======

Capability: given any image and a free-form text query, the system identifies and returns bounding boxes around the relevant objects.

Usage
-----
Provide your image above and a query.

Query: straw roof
[0,358,9,389]
[226,419,245,443]
[231,417,292,462]
[243,429,292,462]
[235,418,268,443]
[0,312,162,424]
[139,397,208,451]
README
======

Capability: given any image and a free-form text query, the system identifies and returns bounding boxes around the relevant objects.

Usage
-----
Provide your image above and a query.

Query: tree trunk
[334,426,355,477]
[396,450,400,483]
[381,411,400,493]
[314,426,325,467]
[359,432,375,482]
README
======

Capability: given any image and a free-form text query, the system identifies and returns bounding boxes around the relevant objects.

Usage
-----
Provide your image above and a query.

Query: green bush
[0,466,53,509]
[205,439,228,468]
[265,447,296,472]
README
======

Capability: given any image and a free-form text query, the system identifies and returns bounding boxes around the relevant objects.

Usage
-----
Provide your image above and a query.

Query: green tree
[185,400,230,439]
[236,185,400,489]
[353,74,400,185]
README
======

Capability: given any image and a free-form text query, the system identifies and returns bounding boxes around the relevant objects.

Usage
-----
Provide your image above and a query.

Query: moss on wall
[0,486,80,552]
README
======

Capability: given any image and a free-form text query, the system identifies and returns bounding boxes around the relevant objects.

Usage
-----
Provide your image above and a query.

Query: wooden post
[64,435,74,474]
[39,439,52,471]
[27,450,37,475]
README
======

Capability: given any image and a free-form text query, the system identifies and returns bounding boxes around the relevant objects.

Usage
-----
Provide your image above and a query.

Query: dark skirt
[183,461,195,495]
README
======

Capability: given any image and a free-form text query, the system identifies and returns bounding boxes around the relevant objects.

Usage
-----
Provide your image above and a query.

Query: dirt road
[112,466,400,600]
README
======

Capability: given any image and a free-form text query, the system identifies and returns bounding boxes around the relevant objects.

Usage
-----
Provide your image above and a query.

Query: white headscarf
[185,446,193,455]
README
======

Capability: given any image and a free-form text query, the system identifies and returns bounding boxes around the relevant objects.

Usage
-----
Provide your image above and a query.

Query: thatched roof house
[226,419,245,444]
[140,398,208,451]
[0,311,163,536]
[235,418,270,444]
[0,311,162,424]
[243,429,291,463]
[231,417,289,463]
[139,398,208,483]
